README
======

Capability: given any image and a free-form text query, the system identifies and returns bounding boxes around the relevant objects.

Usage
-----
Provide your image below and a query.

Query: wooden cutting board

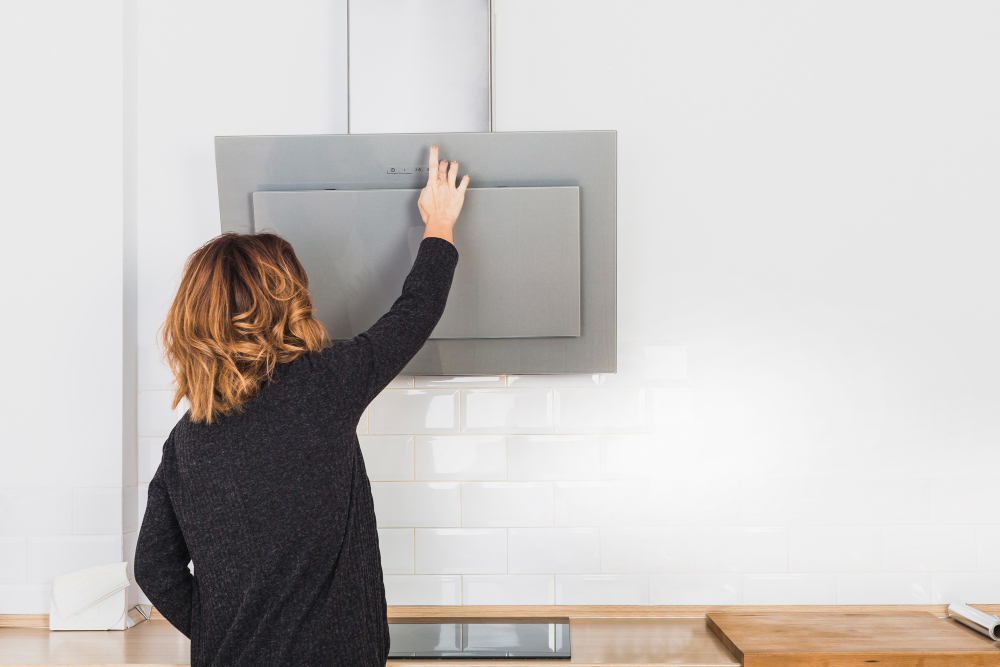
[707,611,1000,666]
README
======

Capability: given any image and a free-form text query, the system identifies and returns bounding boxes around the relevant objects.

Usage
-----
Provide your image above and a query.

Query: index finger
[427,144,439,185]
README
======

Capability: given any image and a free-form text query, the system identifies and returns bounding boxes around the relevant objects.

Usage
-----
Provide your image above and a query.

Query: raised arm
[348,144,468,408]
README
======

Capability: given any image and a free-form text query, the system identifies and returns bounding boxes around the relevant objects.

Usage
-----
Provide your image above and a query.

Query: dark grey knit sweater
[134,236,459,666]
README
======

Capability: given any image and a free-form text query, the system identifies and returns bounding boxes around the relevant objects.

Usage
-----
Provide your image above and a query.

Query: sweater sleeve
[134,433,194,638]
[345,235,459,409]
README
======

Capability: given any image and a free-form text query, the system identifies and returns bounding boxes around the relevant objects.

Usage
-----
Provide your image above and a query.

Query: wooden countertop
[0,621,189,666]
[0,618,735,667]
[2,605,998,666]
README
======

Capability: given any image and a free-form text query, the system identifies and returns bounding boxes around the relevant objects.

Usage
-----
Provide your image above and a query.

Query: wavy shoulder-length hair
[161,232,329,424]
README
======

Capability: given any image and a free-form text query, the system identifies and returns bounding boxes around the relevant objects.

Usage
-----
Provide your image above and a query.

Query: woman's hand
[418,144,469,244]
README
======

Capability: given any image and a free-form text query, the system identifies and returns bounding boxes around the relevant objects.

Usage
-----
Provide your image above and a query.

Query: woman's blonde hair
[161,232,329,424]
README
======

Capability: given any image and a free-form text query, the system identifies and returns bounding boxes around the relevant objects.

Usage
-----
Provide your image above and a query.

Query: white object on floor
[49,562,131,631]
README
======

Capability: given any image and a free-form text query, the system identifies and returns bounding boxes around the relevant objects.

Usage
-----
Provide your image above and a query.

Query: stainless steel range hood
[214,130,616,375]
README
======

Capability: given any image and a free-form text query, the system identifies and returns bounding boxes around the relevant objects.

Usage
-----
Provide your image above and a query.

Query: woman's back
[137,236,459,666]
[157,345,383,664]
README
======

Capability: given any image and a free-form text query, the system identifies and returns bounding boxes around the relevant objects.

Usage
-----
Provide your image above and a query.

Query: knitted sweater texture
[134,236,459,666]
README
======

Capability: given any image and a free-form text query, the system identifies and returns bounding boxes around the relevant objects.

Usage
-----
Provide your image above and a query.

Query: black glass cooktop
[388,622,571,659]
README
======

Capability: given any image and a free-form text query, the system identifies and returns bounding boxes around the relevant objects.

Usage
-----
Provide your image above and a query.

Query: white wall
[343,0,1000,606]
[7,0,998,614]
[123,0,1000,609]
[0,1,127,613]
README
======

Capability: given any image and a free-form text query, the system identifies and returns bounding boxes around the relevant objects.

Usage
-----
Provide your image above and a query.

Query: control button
[386,165,424,174]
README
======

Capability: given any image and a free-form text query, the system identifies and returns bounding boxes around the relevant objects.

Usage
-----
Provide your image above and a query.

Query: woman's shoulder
[299,339,367,375]
[265,341,365,398]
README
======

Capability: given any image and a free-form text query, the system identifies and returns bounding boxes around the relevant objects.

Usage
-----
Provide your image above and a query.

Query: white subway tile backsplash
[461,482,553,527]
[72,488,122,535]
[25,536,122,584]
[929,480,996,524]
[138,438,163,483]
[122,485,138,535]
[0,489,73,535]
[359,435,414,481]
[599,434,661,480]
[508,528,600,574]
[649,574,743,604]
[977,526,1000,571]
[647,346,688,381]
[138,390,185,437]
[507,435,599,480]
[595,343,648,387]
[837,573,931,604]
[369,389,460,434]
[0,537,27,584]
[882,525,977,572]
[743,574,837,604]
[371,482,461,527]
[34,343,1000,613]
[554,387,646,433]
[416,376,505,387]
[123,430,138,490]
[835,479,929,525]
[0,584,51,614]
[648,480,740,526]
[138,344,174,391]
[357,405,368,434]
[646,387,695,430]
[696,527,788,573]
[415,435,506,480]
[507,374,600,387]
[122,530,137,580]
[555,481,647,527]
[640,345,687,381]
[383,575,462,605]
[462,389,553,434]
[598,343,687,386]
[555,574,649,604]
[415,528,506,574]
[462,575,555,604]
[739,479,838,526]
[600,527,695,573]
[931,573,1000,604]
[137,483,150,521]
[788,526,881,572]
[137,345,174,391]
[377,528,414,574]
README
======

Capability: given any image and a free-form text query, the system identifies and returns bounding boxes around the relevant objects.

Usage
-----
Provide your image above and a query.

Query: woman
[134,145,469,666]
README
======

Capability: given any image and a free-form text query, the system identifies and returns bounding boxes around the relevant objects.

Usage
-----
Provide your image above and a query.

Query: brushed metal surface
[348,0,490,134]
[214,130,616,375]
[252,187,581,340]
